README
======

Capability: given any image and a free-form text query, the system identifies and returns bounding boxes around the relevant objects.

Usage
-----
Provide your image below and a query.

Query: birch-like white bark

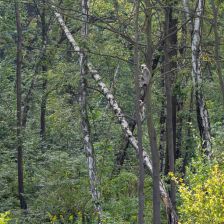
[79,0,102,220]
[52,6,178,222]
[191,0,212,159]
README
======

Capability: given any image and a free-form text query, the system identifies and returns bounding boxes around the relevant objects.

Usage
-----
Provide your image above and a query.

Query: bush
[0,212,11,224]
[176,164,224,223]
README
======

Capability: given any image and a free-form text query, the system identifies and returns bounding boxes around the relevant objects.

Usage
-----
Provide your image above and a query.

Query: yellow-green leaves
[0,212,11,224]
[178,165,224,224]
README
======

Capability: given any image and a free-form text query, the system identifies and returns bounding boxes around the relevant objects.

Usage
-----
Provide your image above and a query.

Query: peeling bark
[52,7,178,223]
[191,0,212,159]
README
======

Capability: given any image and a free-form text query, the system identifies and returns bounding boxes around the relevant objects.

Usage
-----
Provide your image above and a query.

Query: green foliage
[177,162,224,223]
[1,0,224,223]
[0,212,11,224]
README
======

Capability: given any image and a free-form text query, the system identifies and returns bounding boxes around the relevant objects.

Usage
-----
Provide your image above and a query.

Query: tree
[80,0,103,220]
[15,0,27,210]
[191,0,212,159]
[210,0,224,110]
[164,3,176,210]
[52,6,178,222]
[133,0,145,223]
[39,0,48,141]
[144,1,161,223]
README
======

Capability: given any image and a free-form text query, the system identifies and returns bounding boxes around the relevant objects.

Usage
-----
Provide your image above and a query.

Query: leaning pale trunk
[79,0,102,220]
[52,7,178,223]
[191,0,212,159]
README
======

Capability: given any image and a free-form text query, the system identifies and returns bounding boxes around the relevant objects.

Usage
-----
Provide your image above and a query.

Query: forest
[0,0,224,223]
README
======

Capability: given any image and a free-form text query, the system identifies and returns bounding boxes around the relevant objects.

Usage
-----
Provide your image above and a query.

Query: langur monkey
[139,64,152,120]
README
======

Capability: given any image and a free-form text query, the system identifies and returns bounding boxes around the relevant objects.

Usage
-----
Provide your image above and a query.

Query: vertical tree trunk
[172,96,177,160]
[22,77,35,128]
[53,9,178,222]
[40,0,48,141]
[175,99,183,160]
[15,0,27,210]
[176,0,190,161]
[210,0,224,109]
[159,74,166,173]
[80,0,103,221]
[133,1,144,223]
[182,89,194,175]
[144,2,161,223]
[40,80,47,140]
[191,0,212,159]
[170,16,179,162]
[164,6,176,210]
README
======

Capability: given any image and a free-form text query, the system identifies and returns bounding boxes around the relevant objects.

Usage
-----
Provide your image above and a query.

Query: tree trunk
[15,0,27,210]
[112,55,161,175]
[182,89,194,175]
[210,0,224,109]
[53,8,178,222]
[191,0,212,159]
[40,0,48,141]
[80,0,103,221]
[144,2,161,223]
[133,1,145,223]
[175,98,183,160]
[164,6,176,210]
[159,73,166,174]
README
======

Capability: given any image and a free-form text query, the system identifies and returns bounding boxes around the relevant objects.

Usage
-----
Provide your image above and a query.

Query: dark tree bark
[15,0,27,210]
[144,1,161,223]
[133,1,145,223]
[21,47,48,128]
[175,98,183,160]
[210,0,224,110]
[182,89,194,175]
[164,5,176,210]
[40,0,48,141]
[112,120,135,175]
[22,77,35,128]
[40,79,47,140]
[159,73,166,174]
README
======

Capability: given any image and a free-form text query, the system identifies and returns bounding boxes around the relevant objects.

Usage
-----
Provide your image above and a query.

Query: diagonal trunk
[52,7,178,223]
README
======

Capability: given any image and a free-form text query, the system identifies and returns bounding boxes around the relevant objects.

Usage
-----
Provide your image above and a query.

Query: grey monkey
[139,64,151,101]
[138,64,152,121]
